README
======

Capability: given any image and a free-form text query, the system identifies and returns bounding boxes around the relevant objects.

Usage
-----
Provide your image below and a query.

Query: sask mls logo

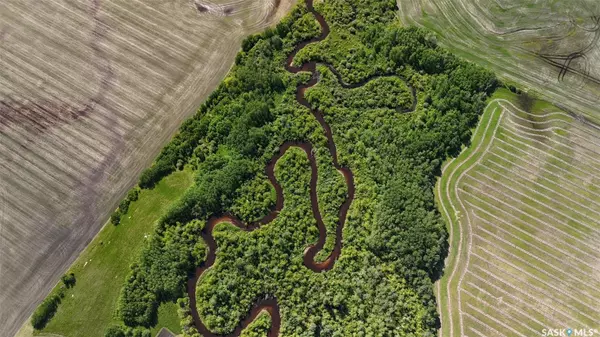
[542,328,599,336]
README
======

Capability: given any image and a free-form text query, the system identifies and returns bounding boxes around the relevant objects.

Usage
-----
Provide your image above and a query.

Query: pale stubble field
[0,0,293,335]
[398,0,600,121]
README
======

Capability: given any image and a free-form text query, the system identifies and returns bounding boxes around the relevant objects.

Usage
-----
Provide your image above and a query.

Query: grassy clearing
[150,302,181,337]
[38,168,193,337]
[436,90,600,337]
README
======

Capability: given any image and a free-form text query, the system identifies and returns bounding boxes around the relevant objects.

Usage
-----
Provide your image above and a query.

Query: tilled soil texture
[398,0,600,122]
[0,0,295,335]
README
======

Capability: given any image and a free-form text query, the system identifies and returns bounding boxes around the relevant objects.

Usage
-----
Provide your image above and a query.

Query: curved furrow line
[465,172,600,238]
[488,148,600,201]
[460,183,600,257]
[503,116,600,171]
[460,287,541,335]
[472,162,600,231]
[485,153,600,214]
[470,260,597,325]
[496,99,600,145]
[436,102,504,337]
[471,201,600,275]
[462,192,600,262]
[471,248,600,320]
[465,270,587,326]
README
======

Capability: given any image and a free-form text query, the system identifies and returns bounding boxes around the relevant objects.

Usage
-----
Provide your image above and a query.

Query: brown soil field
[0,0,294,336]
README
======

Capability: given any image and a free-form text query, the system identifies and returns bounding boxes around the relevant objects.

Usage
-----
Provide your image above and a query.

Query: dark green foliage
[517,91,535,112]
[119,199,131,215]
[368,172,447,282]
[105,326,126,337]
[240,312,271,337]
[139,160,175,189]
[134,8,317,191]
[110,187,141,226]
[127,188,140,202]
[31,290,64,330]
[306,75,413,111]
[177,296,201,337]
[111,211,122,226]
[319,0,397,31]
[115,0,497,334]
[61,273,76,288]
[160,155,254,227]
[104,325,150,337]
[129,327,151,337]
[120,220,206,326]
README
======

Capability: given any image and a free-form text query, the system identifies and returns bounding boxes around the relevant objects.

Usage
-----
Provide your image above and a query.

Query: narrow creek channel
[186,0,416,334]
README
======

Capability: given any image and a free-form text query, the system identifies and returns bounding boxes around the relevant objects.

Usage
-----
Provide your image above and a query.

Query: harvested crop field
[398,0,600,121]
[0,0,294,335]
[437,90,600,337]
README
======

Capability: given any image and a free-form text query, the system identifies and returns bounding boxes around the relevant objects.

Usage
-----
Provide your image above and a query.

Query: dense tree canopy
[115,0,497,335]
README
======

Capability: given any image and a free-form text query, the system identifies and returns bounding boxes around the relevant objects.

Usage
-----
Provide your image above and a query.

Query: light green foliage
[307,73,414,112]
[313,147,346,262]
[230,173,276,223]
[31,290,63,330]
[149,302,181,337]
[240,311,271,337]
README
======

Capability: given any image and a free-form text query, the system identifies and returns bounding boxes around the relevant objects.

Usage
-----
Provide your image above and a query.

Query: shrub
[104,325,125,337]
[119,199,131,215]
[31,291,63,329]
[127,188,140,202]
[61,273,76,288]
[139,161,173,189]
[110,211,121,226]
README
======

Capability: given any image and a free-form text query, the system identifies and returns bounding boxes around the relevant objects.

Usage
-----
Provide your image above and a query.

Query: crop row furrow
[2,0,182,112]
[461,287,541,335]
[503,117,600,169]
[440,105,506,337]
[499,127,600,178]
[473,212,598,277]
[460,184,600,255]
[470,261,594,326]
[473,232,600,300]
[488,149,600,202]
[474,248,600,316]
[463,312,509,337]
[463,196,600,263]
[497,100,600,145]
[470,253,598,324]
[466,270,586,326]
[481,157,600,221]
[465,172,600,236]
[464,302,529,337]
[493,140,598,193]
[0,47,140,130]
